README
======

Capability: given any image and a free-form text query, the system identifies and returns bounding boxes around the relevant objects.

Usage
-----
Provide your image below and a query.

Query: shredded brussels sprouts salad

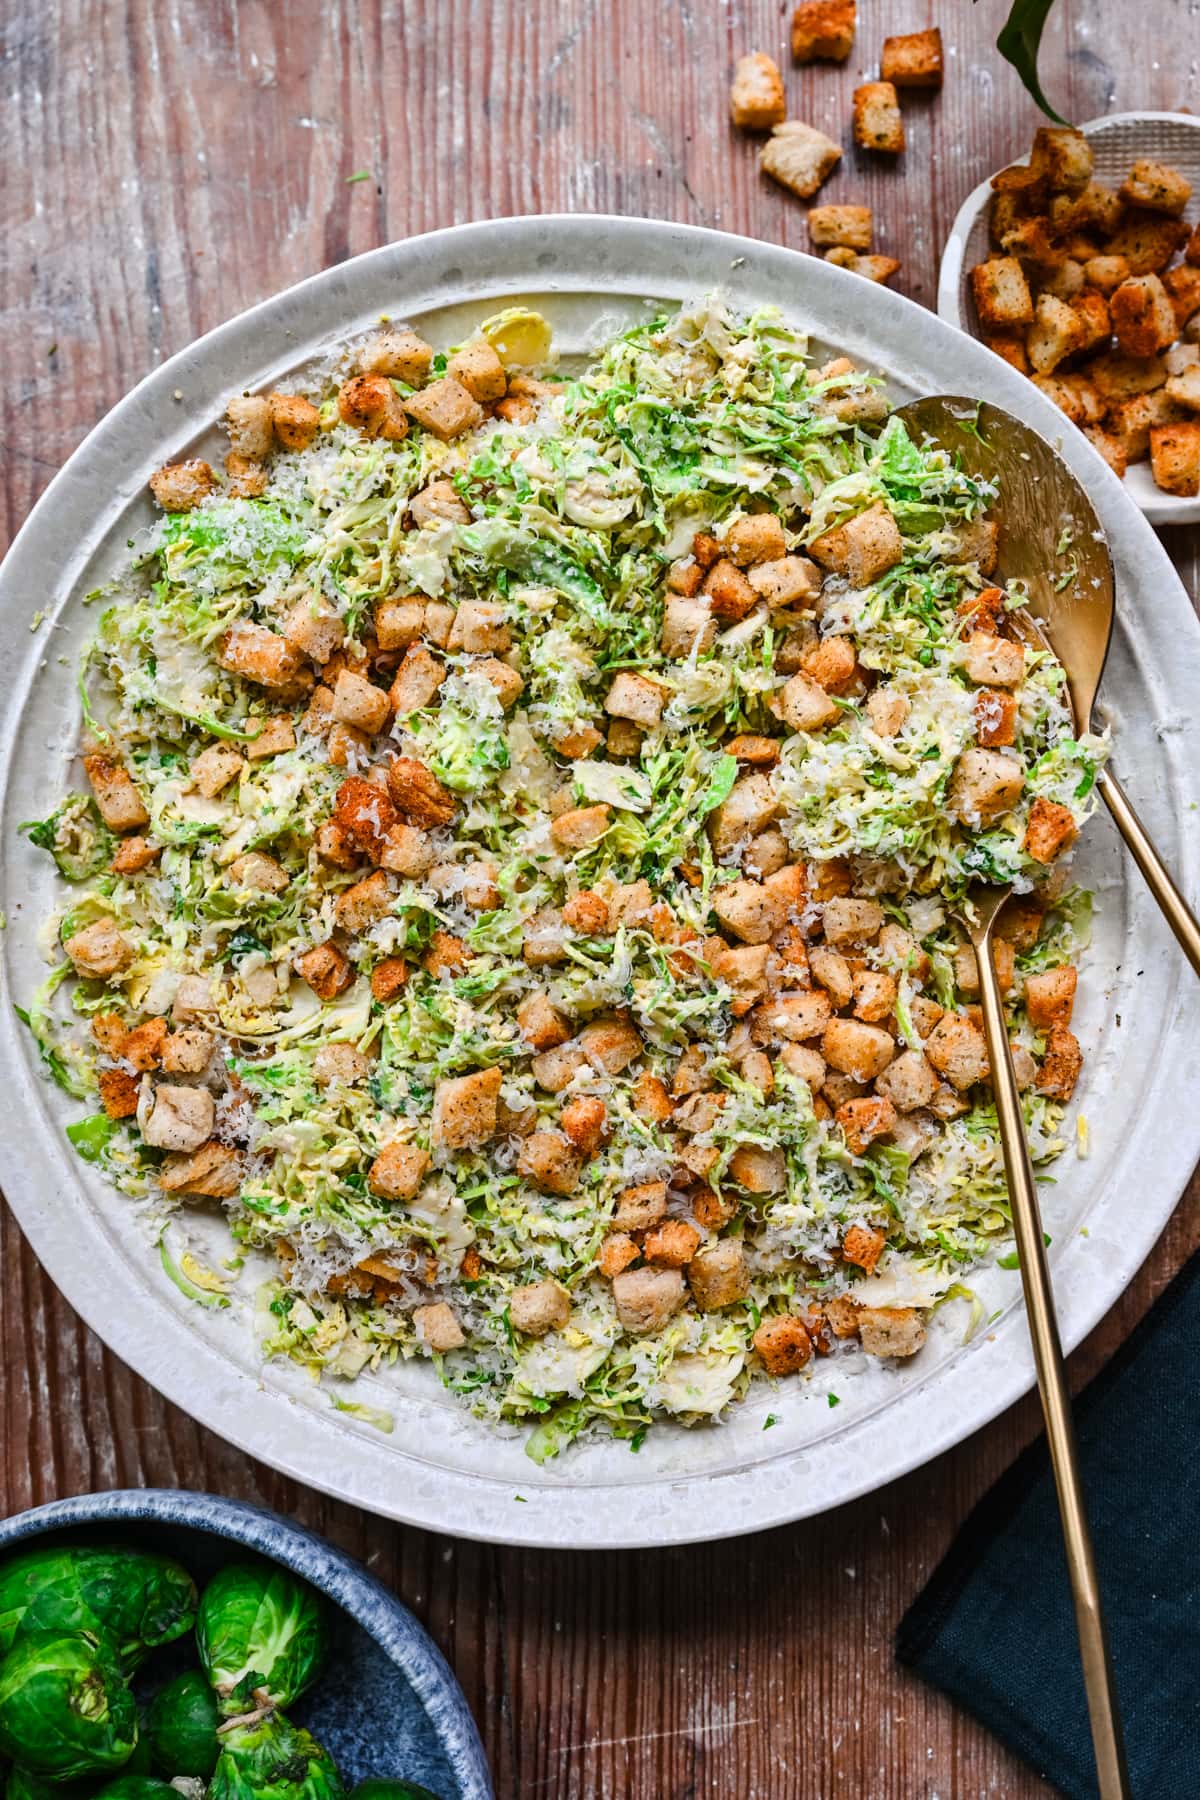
[18,296,1105,1461]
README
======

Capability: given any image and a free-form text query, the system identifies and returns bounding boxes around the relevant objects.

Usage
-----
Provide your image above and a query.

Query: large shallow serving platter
[1,216,1198,1550]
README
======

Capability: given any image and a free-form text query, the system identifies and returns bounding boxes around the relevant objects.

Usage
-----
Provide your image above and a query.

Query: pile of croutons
[728,1,945,289]
[970,126,1200,496]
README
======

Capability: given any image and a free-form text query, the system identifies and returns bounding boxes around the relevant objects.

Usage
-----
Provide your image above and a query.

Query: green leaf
[66,1113,116,1163]
[695,753,738,819]
[995,0,1067,123]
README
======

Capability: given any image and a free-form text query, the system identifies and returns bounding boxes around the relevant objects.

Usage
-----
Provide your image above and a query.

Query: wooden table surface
[2,3,1198,1794]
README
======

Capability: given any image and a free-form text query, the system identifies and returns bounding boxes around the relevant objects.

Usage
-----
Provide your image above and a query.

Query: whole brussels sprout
[349,1783,446,1799]
[0,1547,197,1671]
[208,1712,344,1800]
[93,1782,178,1799]
[5,1769,91,1799]
[146,1669,220,1779]
[197,1564,328,1715]
[0,1631,137,1780]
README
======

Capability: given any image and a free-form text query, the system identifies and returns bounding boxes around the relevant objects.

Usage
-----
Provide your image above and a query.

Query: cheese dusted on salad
[19,297,1101,1459]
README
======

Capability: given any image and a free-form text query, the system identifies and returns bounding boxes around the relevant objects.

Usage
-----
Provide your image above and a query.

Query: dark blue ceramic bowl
[0,1490,492,1799]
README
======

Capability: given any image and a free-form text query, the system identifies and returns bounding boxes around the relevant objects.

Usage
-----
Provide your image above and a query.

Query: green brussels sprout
[0,1547,198,1671]
[0,1631,137,1780]
[5,1769,91,1800]
[146,1668,220,1779]
[93,1782,178,1799]
[197,1564,328,1715]
[208,1712,344,1800]
[349,1783,445,1799]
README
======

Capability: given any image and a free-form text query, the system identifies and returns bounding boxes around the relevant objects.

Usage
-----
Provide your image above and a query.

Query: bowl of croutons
[938,113,1200,522]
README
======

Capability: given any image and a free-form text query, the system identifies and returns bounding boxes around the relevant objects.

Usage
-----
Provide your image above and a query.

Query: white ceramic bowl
[937,112,1200,526]
[2,217,1200,1548]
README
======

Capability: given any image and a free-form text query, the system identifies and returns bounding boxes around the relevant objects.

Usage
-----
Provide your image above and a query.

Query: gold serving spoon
[896,395,1200,975]
[892,397,1159,1799]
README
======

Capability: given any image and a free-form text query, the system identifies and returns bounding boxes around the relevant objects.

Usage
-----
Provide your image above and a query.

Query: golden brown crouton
[632,1071,674,1124]
[754,1313,813,1375]
[225,393,274,458]
[975,687,1018,748]
[409,479,470,527]
[711,879,783,946]
[853,82,904,155]
[748,554,821,609]
[959,632,1025,688]
[226,455,266,501]
[1084,427,1129,478]
[614,1180,669,1231]
[876,1049,938,1114]
[423,930,470,978]
[189,744,244,800]
[761,120,842,199]
[528,1041,585,1093]
[330,775,394,863]
[688,1240,750,1311]
[822,1018,896,1082]
[1120,158,1192,216]
[1166,365,1200,413]
[337,374,408,441]
[228,851,288,894]
[808,204,873,251]
[791,0,855,60]
[158,1140,244,1198]
[601,673,667,733]
[643,1220,703,1269]
[1027,293,1084,375]
[728,1145,787,1195]
[359,327,434,381]
[579,1016,643,1075]
[1107,210,1191,277]
[519,908,566,969]
[983,333,1030,374]
[598,1233,640,1279]
[111,836,159,876]
[808,944,854,1007]
[791,0,855,59]
[143,1082,215,1152]
[837,1096,897,1156]
[446,340,507,405]
[432,1065,503,1150]
[843,1223,886,1274]
[802,635,858,694]
[881,27,943,88]
[374,596,427,651]
[1110,274,1178,359]
[822,896,884,947]
[1150,421,1200,496]
[613,1267,686,1334]
[775,669,841,733]
[560,1095,607,1155]
[447,599,511,654]
[954,939,1014,997]
[752,989,834,1046]
[370,957,409,1004]
[98,1068,140,1119]
[517,1130,582,1195]
[387,756,456,828]
[708,772,779,859]
[947,748,1025,828]
[219,622,307,692]
[662,592,718,656]
[551,805,611,851]
[925,1013,989,1091]
[858,1305,925,1358]
[404,376,485,441]
[160,1027,214,1074]
[244,715,297,762]
[730,52,786,130]
[1025,965,1078,1030]
[474,658,524,709]
[413,1302,466,1353]
[368,1139,429,1200]
[509,1279,571,1337]
[84,753,149,832]
[268,392,321,451]
[294,940,353,1001]
[65,917,133,980]
[1108,390,1181,462]
[1030,126,1093,194]
[149,460,217,512]
[1037,1023,1083,1101]
[388,645,445,717]
[334,869,393,935]
[726,513,788,567]
[809,502,904,587]
[971,258,1035,330]
[330,668,389,736]
[286,598,345,668]
[314,1043,370,1089]
[516,992,571,1053]
[852,968,897,1023]
[1024,796,1077,863]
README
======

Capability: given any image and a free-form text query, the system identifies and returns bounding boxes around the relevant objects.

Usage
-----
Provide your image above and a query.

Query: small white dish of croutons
[938,113,1200,524]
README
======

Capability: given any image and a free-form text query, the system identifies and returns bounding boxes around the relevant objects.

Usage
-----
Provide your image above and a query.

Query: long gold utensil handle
[1100,766,1200,979]
[975,936,1131,1800]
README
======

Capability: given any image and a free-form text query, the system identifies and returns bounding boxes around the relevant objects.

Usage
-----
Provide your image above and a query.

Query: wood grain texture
[2,2,1199,1794]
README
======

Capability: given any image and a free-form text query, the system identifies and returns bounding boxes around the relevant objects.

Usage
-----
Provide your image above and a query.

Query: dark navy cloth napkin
[897,1252,1200,1799]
